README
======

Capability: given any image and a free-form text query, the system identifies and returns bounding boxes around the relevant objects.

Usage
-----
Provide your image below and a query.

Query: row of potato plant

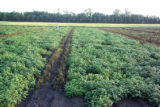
[0,26,43,36]
[65,28,160,107]
[0,26,71,106]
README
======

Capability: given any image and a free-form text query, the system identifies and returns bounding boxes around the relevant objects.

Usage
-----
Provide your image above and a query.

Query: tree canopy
[0,9,160,24]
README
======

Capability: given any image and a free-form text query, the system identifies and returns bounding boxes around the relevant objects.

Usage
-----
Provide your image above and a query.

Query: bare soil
[123,28,160,34]
[18,28,85,107]
[111,99,156,107]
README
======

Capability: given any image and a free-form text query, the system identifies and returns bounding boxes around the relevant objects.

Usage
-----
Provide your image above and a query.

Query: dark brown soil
[18,28,85,107]
[111,99,156,107]
[123,28,160,34]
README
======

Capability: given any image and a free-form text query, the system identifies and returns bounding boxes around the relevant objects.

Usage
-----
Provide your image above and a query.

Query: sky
[0,0,160,17]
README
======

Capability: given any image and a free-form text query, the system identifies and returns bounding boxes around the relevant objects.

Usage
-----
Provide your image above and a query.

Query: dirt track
[18,28,85,107]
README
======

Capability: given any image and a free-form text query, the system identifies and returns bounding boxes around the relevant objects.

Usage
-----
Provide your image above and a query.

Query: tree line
[0,9,160,24]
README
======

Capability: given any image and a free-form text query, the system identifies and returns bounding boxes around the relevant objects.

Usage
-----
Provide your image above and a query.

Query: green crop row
[0,26,44,36]
[0,27,71,106]
[65,28,160,107]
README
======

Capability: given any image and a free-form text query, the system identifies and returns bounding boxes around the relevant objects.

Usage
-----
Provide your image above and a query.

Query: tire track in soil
[18,28,85,107]
[100,28,160,47]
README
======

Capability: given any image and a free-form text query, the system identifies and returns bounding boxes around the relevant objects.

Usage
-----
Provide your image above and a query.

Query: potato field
[0,22,160,107]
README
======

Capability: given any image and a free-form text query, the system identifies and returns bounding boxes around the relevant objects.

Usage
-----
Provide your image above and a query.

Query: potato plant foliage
[0,26,71,106]
[0,26,41,36]
[65,28,160,107]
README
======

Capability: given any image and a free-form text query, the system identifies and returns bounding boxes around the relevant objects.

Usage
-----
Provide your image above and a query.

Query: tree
[113,9,121,16]
[0,10,160,23]
[84,8,93,22]
[125,8,131,16]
